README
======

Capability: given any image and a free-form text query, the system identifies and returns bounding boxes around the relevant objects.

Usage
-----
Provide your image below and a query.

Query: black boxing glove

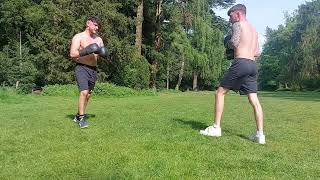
[79,43,99,57]
[224,35,234,60]
[224,35,232,48]
[97,47,108,57]
[225,49,234,60]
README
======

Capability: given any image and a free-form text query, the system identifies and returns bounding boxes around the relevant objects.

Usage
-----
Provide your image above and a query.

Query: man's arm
[99,37,104,47]
[97,37,108,57]
[227,22,241,49]
[70,34,81,59]
[254,35,261,58]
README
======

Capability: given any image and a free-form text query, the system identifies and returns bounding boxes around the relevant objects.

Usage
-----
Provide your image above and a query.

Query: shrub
[42,84,79,96]
[42,83,156,97]
[123,57,150,89]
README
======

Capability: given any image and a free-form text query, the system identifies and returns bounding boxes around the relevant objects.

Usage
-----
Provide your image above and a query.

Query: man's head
[228,4,246,23]
[86,16,101,34]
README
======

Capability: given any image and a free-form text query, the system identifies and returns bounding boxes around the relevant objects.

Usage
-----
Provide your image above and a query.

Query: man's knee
[216,87,228,96]
[248,93,260,107]
[80,90,90,97]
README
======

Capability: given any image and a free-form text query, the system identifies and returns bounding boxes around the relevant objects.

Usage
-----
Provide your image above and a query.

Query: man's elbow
[70,51,79,59]
[254,52,261,58]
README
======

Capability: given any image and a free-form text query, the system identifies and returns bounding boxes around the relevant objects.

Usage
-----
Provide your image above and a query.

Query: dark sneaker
[79,116,88,128]
[73,115,80,124]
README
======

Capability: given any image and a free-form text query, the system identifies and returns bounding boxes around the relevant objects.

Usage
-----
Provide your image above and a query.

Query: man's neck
[239,16,246,22]
[84,29,95,38]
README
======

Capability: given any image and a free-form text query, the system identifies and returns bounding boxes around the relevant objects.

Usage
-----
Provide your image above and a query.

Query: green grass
[0,91,319,179]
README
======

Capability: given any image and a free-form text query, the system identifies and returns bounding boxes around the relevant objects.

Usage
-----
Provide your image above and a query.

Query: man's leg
[247,93,263,132]
[78,90,90,115]
[83,91,92,114]
[214,87,229,127]
[76,90,89,128]
[200,86,229,136]
[248,93,265,144]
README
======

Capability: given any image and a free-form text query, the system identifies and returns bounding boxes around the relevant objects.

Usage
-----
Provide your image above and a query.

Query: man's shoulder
[95,35,103,41]
[94,36,104,44]
[239,21,257,31]
[73,32,86,39]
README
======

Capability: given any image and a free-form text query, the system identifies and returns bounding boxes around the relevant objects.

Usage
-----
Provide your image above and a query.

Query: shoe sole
[80,125,88,128]
[249,136,266,144]
[199,131,221,137]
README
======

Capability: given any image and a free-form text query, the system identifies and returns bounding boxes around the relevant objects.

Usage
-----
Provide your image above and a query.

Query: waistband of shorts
[234,58,255,62]
[76,63,97,71]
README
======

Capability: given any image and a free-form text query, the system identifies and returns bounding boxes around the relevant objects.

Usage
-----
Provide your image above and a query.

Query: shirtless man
[200,4,265,144]
[70,16,107,128]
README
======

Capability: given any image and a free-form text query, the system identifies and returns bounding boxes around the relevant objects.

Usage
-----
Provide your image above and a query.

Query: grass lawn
[0,91,319,179]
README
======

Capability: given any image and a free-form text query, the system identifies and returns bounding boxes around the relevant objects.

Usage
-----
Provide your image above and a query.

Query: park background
[0,0,319,179]
[0,0,319,93]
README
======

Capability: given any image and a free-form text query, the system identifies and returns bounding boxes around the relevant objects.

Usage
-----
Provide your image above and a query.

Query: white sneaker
[200,126,221,137]
[249,134,266,144]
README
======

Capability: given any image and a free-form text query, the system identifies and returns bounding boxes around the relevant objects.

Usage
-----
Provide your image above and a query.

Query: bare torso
[70,31,103,66]
[234,21,260,60]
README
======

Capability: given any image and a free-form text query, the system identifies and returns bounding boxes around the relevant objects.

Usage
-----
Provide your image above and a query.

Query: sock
[257,130,264,136]
[76,113,85,120]
[213,123,220,128]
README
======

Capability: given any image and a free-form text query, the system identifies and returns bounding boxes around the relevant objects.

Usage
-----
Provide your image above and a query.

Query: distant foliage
[259,0,320,90]
[0,0,235,92]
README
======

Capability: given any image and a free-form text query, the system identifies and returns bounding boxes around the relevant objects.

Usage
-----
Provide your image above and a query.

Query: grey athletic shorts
[75,63,97,92]
[220,58,257,95]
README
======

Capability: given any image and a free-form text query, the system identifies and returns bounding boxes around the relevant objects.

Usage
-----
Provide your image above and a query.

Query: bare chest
[80,37,100,49]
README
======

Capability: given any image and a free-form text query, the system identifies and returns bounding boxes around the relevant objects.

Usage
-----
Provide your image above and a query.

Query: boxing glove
[98,47,108,57]
[224,35,234,60]
[79,43,99,57]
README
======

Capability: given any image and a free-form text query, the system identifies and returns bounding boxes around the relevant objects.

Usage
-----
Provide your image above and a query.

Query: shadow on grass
[65,114,96,120]
[222,128,253,142]
[173,119,256,142]
[259,91,320,102]
[173,118,208,130]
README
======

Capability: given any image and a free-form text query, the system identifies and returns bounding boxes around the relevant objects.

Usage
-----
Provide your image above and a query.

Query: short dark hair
[227,4,246,16]
[87,16,101,27]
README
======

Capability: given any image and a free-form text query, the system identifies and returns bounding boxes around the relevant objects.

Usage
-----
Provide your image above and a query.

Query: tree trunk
[16,31,22,89]
[166,62,170,90]
[175,55,185,90]
[135,0,144,56]
[15,81,19,89]
[192,71,198,91]
[150,0,163,89]
[150,61,157,90]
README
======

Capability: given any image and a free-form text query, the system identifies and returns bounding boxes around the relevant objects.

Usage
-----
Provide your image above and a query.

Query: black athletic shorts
[75,63,97,92]
[220,58,257,95]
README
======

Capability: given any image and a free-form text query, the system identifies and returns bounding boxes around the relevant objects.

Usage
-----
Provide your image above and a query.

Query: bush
[16,83,35,94]
[0,87,17,97]
[42,83,156,97]
[42,84,79,96]
[94,83,155,97]
[302,76,320,90]
[123,57,150,89]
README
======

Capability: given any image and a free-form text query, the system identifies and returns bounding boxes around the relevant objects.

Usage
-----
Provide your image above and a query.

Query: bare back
[70,32,103,66]
[232,21,260,60]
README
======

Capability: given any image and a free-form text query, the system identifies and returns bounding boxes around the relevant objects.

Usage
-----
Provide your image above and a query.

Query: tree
[135,0,144,56]
[260,0,320,90]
